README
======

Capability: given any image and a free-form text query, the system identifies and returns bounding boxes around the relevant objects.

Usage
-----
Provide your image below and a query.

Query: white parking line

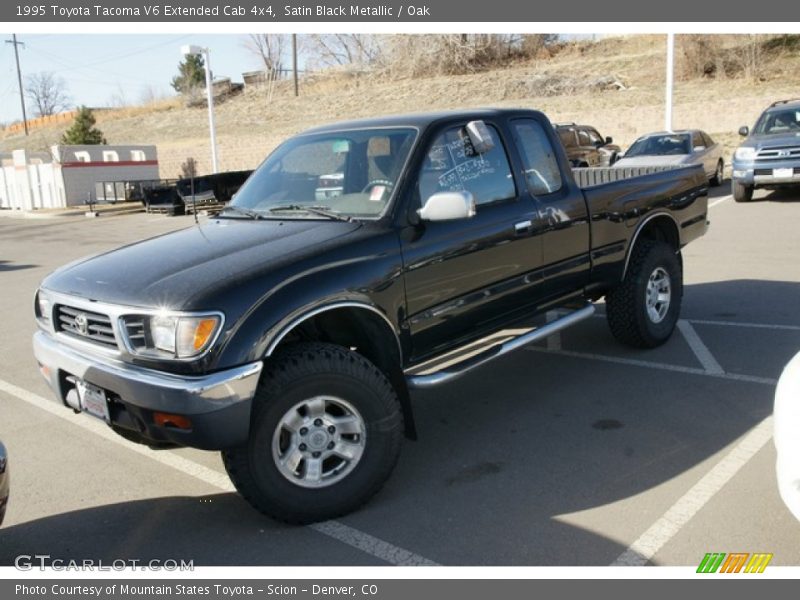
[525,346,777,386]
[0,377,439,567]
[591,312,800,332]
[709,195,732,208]
[611,415,774,566]
[677,319,725,375]
[545,310,562,351]
[0,378,236,491]
[689,318,800,332]
[310,522,438,566]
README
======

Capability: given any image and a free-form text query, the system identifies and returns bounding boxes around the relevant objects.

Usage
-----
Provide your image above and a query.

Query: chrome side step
[405,304,595,389]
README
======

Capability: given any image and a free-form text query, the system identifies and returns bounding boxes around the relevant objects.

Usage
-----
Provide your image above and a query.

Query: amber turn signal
[193,318,218,351]
[153,412,193,430]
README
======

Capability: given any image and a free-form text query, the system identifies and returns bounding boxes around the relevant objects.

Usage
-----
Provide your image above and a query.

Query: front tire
[606,240,683,349]
[223,343,403,524]
[733,180,753,202]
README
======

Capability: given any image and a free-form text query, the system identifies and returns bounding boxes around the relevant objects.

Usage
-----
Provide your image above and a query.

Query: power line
[30,35,192,75]
[25,46,167,86]
[5,34,28,135]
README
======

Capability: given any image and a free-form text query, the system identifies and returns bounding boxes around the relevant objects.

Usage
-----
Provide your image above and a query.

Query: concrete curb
[0,203,144,220]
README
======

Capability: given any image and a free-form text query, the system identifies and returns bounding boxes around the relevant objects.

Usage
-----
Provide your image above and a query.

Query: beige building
[0,144,159,210]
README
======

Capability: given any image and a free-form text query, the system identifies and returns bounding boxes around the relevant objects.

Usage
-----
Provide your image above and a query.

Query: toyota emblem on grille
[73,313,89,336]
[778,150,791,157]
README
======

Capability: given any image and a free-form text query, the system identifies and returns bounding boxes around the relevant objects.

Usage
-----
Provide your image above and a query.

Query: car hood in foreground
[775,350,800,523]
[42,218,362,309]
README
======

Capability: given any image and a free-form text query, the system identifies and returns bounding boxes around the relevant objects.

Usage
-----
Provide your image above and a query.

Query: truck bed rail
[573,165,696,188]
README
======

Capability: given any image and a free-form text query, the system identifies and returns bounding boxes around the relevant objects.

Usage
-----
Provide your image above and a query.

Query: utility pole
[291,34,299,97]
[5,34,29,135]
[665,33,675,132]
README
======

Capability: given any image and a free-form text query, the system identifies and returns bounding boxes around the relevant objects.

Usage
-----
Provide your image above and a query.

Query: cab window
[586,128,604,146]
[512,119,563,196]
[417,124,516,207]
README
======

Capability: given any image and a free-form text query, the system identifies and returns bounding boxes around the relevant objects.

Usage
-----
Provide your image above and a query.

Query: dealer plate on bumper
[774,168,794,178]
[76,380,110,423]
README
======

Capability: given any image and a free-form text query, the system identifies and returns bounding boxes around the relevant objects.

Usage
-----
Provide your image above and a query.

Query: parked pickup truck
[33,109,709,523]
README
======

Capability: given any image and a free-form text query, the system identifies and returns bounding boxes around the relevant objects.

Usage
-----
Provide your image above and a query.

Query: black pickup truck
[33,109,708,523]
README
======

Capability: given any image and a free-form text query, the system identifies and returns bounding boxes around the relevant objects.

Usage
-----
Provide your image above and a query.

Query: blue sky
[0,34,270,124]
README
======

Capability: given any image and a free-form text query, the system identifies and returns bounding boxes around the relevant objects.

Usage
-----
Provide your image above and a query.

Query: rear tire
[711,160,724,186]
[733,180,753,202]
[222,343,403,524]
[606,240,683,349]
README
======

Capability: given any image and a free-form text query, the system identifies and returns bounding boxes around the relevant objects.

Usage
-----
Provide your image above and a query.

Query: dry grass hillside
[3,34,800,178]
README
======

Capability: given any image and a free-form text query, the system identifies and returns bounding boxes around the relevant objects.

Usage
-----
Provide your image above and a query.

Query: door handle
[514,220,532,234]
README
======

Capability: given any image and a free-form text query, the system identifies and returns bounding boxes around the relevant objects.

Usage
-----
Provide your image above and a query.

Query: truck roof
[301,108,546,135]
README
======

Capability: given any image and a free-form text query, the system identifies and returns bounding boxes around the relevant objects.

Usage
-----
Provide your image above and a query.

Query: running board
[405,304,595,389]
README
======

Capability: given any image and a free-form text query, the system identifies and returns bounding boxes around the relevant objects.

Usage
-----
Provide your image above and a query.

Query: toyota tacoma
[33,109,709,523]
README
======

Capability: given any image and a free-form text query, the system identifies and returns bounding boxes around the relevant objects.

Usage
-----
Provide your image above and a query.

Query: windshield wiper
[218,206,265,220]
[268,204,353,222]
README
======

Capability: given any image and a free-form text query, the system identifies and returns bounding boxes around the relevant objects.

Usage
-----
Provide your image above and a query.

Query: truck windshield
[753,109,800,135]
[228,127,417,219]
[625,134,691,157]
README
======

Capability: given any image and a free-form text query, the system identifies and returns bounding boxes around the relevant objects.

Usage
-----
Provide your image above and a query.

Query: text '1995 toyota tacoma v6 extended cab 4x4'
[33,109,709,523]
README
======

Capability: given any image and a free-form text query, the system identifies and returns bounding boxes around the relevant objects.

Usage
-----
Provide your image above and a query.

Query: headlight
[122,313,222,359]
[734,147,756,161]
[36,290,52,325]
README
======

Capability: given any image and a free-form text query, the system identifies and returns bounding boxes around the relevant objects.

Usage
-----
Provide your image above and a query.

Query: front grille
[756,146,800,160]
[55,305,117,347]
[122,317,148,351]
[754,167,800,176]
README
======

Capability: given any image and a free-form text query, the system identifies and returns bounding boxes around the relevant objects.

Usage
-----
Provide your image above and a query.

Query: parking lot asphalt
[0,185,799,567]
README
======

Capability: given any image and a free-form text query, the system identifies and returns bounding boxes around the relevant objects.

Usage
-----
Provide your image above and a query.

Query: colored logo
[697,552,773,573]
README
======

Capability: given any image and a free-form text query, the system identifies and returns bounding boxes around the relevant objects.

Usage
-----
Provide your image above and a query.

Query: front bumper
[732,158,800,186]
[33,331,262,450]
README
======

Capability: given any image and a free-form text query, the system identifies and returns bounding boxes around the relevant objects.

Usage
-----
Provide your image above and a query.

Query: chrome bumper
[33,330,262,415]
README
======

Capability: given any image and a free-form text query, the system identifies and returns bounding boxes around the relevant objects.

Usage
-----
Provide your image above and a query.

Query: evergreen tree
[171,54,206,94]
[60,106,106,145]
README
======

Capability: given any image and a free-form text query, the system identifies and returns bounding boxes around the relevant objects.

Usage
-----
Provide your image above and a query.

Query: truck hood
[739,131,800,150]
[614,155,690,168]
[42,218,362,309]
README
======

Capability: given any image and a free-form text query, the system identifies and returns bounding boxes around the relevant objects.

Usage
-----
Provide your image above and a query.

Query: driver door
[400,121,544,362]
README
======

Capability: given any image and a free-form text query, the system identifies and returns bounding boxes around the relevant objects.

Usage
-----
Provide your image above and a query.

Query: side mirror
[693,145,706,152]
[465,121,495,154]
[739,126,749,137]
[418,191,476,222]
[605,136,613,144]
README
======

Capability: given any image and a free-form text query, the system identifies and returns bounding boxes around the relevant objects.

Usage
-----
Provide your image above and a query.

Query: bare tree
[245,34,288,74]
[305,34,383,69]
[139,84,166,105]
[25,72,71,117]
[108,83,128,109]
